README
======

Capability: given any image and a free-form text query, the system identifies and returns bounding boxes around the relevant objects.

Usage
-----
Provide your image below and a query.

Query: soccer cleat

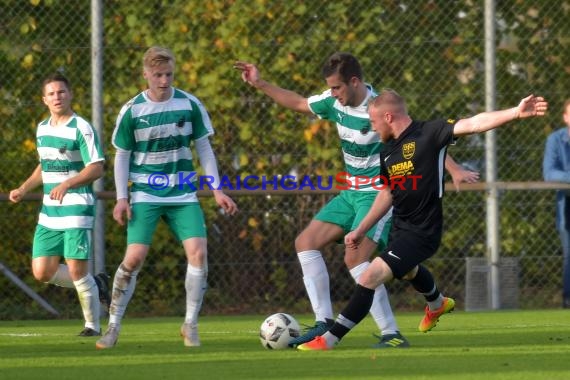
[372,331,410,348]
[180,323,200,347]
[296,336,332,351]
[95,324,120,349]
[418,297,455,332]
[78,327,101,337]
[93,272,111,309]
[288,319,334,348]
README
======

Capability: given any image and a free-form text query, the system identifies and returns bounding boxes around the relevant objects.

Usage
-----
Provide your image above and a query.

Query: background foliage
[1,0,569,319]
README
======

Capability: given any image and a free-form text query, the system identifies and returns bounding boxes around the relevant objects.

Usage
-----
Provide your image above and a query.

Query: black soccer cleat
[93,272,111,309]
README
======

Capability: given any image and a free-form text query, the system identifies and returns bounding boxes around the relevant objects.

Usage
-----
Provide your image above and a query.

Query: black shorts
[379,228,441,279]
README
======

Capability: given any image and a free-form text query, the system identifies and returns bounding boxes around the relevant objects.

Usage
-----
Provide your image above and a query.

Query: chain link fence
[1,0,568,320]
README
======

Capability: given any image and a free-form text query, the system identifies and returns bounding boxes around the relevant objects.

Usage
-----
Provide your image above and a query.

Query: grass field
[0,310,569,380]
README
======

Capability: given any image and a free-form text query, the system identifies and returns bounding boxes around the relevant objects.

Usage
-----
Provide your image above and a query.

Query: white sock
[108,265,139,327]
[350,261,399,335]
[48,264,74,288]
[184,264,207,325]
[322,331,340,348]
[427,293,445,311]
[74,274,100,331]
[299,250,333,322]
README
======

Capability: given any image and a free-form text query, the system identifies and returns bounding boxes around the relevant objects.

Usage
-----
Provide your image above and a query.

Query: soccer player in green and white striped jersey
[9,72,107,337]
[96,46,238,350]
[235,53,478,348]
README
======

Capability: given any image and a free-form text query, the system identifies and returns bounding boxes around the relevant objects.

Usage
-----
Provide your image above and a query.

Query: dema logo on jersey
[403,142,415,159]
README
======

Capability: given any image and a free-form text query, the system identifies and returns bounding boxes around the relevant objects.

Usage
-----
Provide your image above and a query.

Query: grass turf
[0,310,569,380]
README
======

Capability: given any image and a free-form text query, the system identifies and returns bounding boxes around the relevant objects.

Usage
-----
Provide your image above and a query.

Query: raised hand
[516,95,548,118]
[233,61,262,88]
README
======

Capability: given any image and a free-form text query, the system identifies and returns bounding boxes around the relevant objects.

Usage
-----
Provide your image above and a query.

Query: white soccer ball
[259,313,301,349]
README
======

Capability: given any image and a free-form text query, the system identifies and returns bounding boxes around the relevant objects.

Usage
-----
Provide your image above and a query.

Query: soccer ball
[259,313,301,349]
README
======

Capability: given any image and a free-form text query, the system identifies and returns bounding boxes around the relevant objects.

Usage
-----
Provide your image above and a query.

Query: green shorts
[32,225,92,260]
[127,203,207,245]
[314,190,392,250]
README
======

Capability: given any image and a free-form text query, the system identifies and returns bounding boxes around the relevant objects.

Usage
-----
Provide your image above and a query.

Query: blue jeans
[556,194,570,300]
[558,228,570,300]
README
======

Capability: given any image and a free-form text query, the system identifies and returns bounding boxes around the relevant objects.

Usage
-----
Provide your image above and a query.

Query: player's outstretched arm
[454,94,548,136]
[233,61,312,114]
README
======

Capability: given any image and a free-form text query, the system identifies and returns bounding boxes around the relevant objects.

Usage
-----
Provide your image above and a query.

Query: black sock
[329,284,375,340]
[408,265,440,301]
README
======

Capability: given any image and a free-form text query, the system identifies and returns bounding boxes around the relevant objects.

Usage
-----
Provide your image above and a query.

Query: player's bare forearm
[454,95,548,136]
[444,155,462,173]
[445,155,479,190]
[49,161,104,203]
[256,81,311,114]
[357,190,392,234]
[64,161,104,190]
[234,61,311,114]
[19,164,43,194]
[10,165,43,202]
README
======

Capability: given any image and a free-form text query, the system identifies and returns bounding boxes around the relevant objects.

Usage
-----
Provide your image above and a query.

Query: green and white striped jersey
[36,114,104,230]
[307,85,382,191]
[112,88,213,204]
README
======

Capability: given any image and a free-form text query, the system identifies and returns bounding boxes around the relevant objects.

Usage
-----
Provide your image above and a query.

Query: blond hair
[143,46,175,68]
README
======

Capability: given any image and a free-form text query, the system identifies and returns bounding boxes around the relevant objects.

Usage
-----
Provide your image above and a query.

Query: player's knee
[359,265,385,288]
[32,270,52,282]
[193,248,207,261]
[67,266,88,280]
[359,258,394,286]
[401,265,419,280]
[184,245,207,265]
[344,254,360,268]
[121,258,143,272]
[294,231,311,252]
[344,242,375,268]
[345,252,372,268]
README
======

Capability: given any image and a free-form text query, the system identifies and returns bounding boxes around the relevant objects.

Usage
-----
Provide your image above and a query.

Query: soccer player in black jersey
[298,89,548,350]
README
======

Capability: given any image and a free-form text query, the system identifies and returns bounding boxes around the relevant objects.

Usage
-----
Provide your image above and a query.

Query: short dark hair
[42,72,71,94]
[321,52,362,84]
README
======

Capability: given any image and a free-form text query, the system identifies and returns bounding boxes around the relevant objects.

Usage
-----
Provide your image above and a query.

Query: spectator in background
[9,72,109,336]
[543,98,570,309]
